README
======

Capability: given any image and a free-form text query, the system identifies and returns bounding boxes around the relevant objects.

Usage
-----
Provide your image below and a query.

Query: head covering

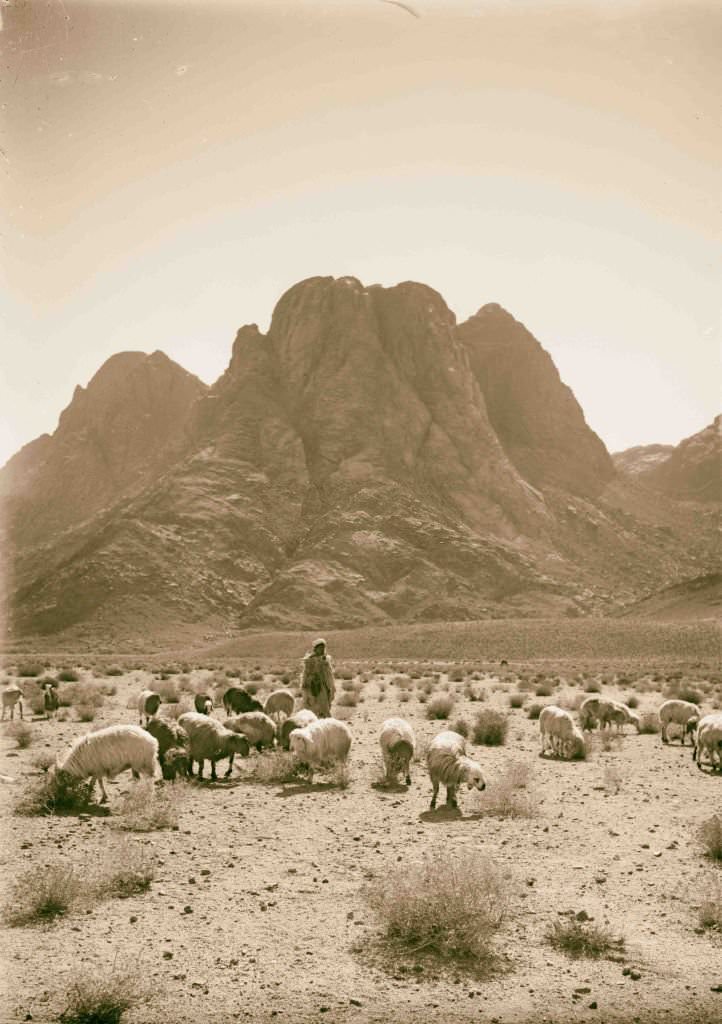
[312,637,327,649]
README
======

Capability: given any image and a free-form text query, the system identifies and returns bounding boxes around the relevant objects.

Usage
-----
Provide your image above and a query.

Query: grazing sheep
[222,686,263,716]
[280,709,318,750]
[379,717,415,786]
[659,699,701,745]
[288,718,352,783]
[692,713,722,772]
[597,700,641,734]
[226,711,277,751]
[138,689,161,725]
[145,719,190,779]
[54,724,158,803]
[1,685,23,722]
[264,689,295,729]
[193,693,213,715]
[540,705,586,760]
[578,696,602,730]
[178,712,250,780]
[426,730,486,810]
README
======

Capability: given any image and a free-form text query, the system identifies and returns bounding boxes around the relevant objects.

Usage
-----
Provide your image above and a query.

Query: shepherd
[301,638,336,718]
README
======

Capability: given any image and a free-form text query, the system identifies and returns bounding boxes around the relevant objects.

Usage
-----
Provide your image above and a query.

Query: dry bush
[527,702,543,720]
[3,864,82,926]
[114,779,183,831]
[106,666,124,676]
[93,844,155,898]
[252,750,303,784]
[638,712,660,734]
[59,964,151,1024]
[699,886,722,932]
[699,815,722,862]
[584,680,601,694]
[364,848,507,972]
[535,684,553,697]
[75,705,97,723]
[508,693,525,709]
[4,720,33,748]
[14,772,95,816]
[547,912,625,959]
[337,691,359,708]
[57,669,80,683]
[602,764,624,794]
[32,751,56,773]
[472,709,508,746]
[676,686,702,705]
[451,716,470,738]
[471,760,535,818]
[426,694,454,720]
[58,681,104,709]
[154,678,179,703]
[625,695,639,709]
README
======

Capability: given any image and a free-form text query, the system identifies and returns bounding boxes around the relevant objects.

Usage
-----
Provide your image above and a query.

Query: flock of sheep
[29,680,721,810]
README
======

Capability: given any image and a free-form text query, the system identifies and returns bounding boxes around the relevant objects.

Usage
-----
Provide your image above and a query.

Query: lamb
[426,730,486,810]
[379,717,415,786]
[279,709,318,750]
[177,711,250,780]
[692,712,722,772]
[54,724,158,803]
[539,705,586,760]
[288,718,352,783]
[222,686,263,716]
[226,711,277,751]
[144,718,190,779]
[138,689,161,725]
[659,699,701,745]
[264,689,295,729]
[1,685,23,721]
[597,700,641,734]
[193,693,214,715]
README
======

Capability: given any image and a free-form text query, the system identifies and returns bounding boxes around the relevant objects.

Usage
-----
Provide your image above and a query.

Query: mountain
[1,277,717,641]
[612,444,674,477]
[614,417,720,502]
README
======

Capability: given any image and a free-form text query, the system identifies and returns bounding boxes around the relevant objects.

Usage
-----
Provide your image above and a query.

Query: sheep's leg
[198,760,205,780]
[404,762,411,786]
[210,760,218,782]
[446,784,458,809]
[224,754,234,779]
[430,778,439,809]
[97,777,109,803]
[18,701,23,721]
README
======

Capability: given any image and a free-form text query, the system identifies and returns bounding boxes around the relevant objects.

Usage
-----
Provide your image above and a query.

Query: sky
[1,0,719,467]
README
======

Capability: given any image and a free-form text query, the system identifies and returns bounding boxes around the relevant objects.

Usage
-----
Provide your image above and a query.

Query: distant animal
[280,709,318,750]
[144,719,190,779]
[178,712,250,780]
[539,706,586,760]
[692,712,722,772]
[288,718,352,783]
[54,724,158,803]
[222,686,263,716]
[659,699,701,745]
[378,718,415,786]
[264,689,295,728]
[597,700,641,734]
[226,711,276,751]
[138,689,161,725]
[194,693,213,715]
[426,730,485,810]
[1,685,24,721]
[43,686,59,719]
[578,696,603,730]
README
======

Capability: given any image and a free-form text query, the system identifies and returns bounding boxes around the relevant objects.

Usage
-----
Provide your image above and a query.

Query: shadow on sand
[418,805,463,824]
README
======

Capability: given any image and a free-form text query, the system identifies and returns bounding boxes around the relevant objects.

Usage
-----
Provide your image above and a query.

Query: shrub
[547,912,625,959]
[699,815,722,862]
[449,669,464,682]
[58,669,80,683]
[106,666,124,677]
[584,681,601,694]
[14,772,95,816]
[471,763,534,819]
[364,848,507,972]
[426,694,454,720]
[451,717,470,738]
[17,664,43,678]
[4,721,33,748]
[527,702,543,720]
[677,687,701,705]
[3,864,81,926]
[509,693,525,709]
[337,691,358,708]
[58,681,104,709]
[252,751,303,784]
[154,678,179,703]
[32,751,56,773]
[638,712,660,734]
[75,705,97,723]
[59,965,150,1024]
[114,779,183,831]
[535,685,552,697]
[625,695,639,709]
[94,845,155,898]
[472,709,508,746]
[698,887,722,932]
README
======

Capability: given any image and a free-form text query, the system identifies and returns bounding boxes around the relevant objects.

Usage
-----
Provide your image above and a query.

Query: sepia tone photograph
[1,1,720,1021]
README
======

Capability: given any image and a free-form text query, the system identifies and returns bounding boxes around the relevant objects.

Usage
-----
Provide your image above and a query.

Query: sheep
[222,686,263,716]
[426,730,486,810]
[379,718,415,786]
[692,713,722,772]
[578,696,602,730]
[279,709,318,750]
[597,700,641,734]
[1,685,23,722]
[539,705,586,760]
[144,719,190,779]
[54,724,158,803]
[288,718,352,783]
[177,712,250,780]
[659,699,701,745]
[226,711,277,751]
[138,689,161,725]
[264,689,295,729]
[193,693,213,715]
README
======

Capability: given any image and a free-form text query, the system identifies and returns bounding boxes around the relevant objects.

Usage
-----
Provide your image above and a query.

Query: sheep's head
[686,717,700,736]
[228,733,251,758]
[628,711,641,733]
[567,732,587,760]
[289,731,309,760]
[465,763,486,792]
[162,747,190,780]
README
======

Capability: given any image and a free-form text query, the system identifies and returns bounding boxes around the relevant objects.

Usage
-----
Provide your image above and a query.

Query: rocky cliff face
[612,444,675,477]
[644,417,721,502]
[2,277,717,641]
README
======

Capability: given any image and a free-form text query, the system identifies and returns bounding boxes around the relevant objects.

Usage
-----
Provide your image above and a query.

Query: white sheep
[138,689,161,725]
[54,724,159,803]
[659,699,701,745]
[226,711,276,751]
[193,693,214,715]
[378,717,415,786]
[692,712,722,772]
[288,718,352,783]
[264,689,295,729]
[178,712,250,780]
[426,730,486,810]
[578,696,602,730]
[539,705,586,760]
[280,709,317,750]
[597,700,641,734]
[1,684,24,721]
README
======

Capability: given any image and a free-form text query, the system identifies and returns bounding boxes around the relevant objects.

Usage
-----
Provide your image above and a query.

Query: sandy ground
[0,666,720,1024]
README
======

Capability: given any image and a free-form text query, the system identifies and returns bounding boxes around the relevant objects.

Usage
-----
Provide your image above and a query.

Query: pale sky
[1,0,720,467]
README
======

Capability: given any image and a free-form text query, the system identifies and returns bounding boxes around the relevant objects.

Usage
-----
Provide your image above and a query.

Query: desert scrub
[154,678,179,703]
[471,762,535,819]
[637,712,660,734]
[94,845,156,898]
[252,750,303,784]
[337,691,359,708]
[699,814,722,862]
[426,693,454,720]
[14,772,95,816]
[547,912,624,959]
[472,708,508,746]
[508,693,525,709]
[75,704,97,723]
[17,663,43,677]
[534,684,552,697]
[114,778,183,831]
[3,864,82,926]
[698,886,722,932]
[364,848,507,973]
[57,669,80,683]
[58,681,104,709]
[59,964,150,1024]
[4,720,33,748]
[451,716,470,738]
